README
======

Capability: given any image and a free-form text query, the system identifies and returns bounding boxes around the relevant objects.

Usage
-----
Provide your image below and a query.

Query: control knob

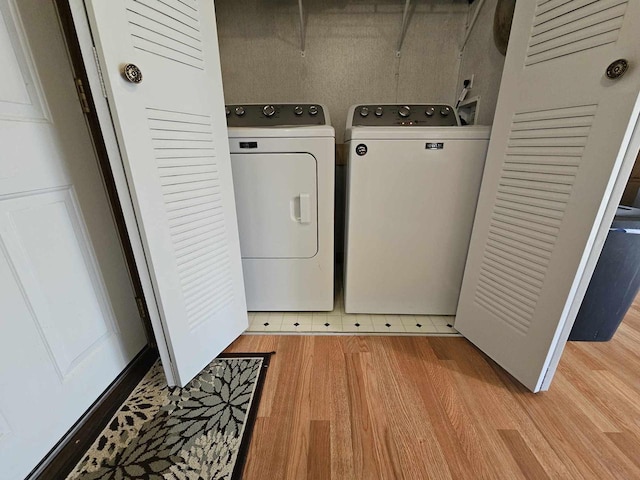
[235,106,245,116]
[440,107,451,117]
[225,106,230,117]
[309,105,319,116]
[425,107,435,117]
[263,105,276,117]
[359,106,370,117]
[294,105,304,116]
[375,106,384,117]
[399,105,411,118]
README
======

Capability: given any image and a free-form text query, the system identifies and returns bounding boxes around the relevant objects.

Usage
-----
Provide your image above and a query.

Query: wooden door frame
[53,0,155,346]
[0,3,163,478]
[53,0,178,386]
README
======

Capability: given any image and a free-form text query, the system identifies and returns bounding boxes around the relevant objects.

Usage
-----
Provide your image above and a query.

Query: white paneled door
[456,0,640,392]
[0,0,146,478]
[85,0,248,387]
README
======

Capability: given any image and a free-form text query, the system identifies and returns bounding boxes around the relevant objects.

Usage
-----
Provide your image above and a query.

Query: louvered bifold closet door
[85,0,248,387]
[455,0,640,392]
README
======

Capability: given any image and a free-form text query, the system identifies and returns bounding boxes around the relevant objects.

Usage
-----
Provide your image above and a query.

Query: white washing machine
[226,103,334,311]
[344,104,490,315]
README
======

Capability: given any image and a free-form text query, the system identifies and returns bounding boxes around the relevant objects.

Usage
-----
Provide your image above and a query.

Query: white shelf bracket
[298,0,306,56]
[395,0,411,57]
[460,0,487,54]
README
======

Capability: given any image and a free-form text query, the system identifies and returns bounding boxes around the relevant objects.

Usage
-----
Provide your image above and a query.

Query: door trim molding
[26,347,158,480]
[54,0,155,346]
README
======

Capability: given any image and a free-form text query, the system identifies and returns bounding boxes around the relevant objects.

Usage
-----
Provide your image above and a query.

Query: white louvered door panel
[85,0,248,387]
[456,0,640,392]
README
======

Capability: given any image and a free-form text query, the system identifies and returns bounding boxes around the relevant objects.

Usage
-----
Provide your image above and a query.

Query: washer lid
[231,153,318,259]
[345,125,491,142]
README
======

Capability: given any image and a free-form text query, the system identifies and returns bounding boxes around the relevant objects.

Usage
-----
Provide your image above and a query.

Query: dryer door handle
[291,194,312,224]
[299,194,311,224]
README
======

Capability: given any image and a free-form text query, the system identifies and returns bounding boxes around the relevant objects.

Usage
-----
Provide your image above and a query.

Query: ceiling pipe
[298,0,306,56]
[395,0,412,57]
[460,0,487,53]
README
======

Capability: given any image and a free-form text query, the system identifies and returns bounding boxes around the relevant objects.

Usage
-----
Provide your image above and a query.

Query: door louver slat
[147,107,234,331]
[126,0,204,69]
[474,104,596,335]
[525,0,628,66]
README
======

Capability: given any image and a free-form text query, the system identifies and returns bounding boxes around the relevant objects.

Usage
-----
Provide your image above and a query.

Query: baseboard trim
[27,347,158,480]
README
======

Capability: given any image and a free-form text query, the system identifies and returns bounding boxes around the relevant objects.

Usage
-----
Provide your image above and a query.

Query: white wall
[456,0,506,126]
[216,0,469,142]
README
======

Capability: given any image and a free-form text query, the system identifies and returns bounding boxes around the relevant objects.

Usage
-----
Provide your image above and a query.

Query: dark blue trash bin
[569,206,640,341]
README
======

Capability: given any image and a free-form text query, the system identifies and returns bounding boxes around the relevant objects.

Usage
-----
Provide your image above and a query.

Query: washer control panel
[352,104,458,127]
[226,104,326,127]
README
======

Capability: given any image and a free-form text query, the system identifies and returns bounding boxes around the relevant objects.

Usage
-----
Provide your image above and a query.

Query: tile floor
[245,284,460,336]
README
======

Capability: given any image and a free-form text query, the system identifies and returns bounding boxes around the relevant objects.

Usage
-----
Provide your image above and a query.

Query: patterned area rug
[66,353,271,480]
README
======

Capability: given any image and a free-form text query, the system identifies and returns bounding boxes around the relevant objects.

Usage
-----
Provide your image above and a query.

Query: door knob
[606,59,629,80]
[123,64,143,83]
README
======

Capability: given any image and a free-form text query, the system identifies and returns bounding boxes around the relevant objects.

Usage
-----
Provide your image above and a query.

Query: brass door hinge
[135,296,157,349]
[74,77,91,113]
[135,296,147,319]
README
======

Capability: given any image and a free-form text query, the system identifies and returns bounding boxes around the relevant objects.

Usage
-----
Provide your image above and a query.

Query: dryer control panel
[226,104,326,127]
[351,104,459,127]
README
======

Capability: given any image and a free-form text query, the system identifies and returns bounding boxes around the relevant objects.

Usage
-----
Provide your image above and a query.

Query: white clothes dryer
[226,104,334,311]
[344,104,490,315]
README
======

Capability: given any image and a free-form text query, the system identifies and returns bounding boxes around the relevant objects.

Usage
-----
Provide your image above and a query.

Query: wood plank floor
[225,298,640,479]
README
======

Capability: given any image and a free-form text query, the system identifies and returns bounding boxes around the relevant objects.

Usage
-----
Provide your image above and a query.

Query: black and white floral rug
[66,353,271,480]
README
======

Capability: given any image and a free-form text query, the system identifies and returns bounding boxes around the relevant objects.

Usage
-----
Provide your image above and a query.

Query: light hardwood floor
[225,298,640,479]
